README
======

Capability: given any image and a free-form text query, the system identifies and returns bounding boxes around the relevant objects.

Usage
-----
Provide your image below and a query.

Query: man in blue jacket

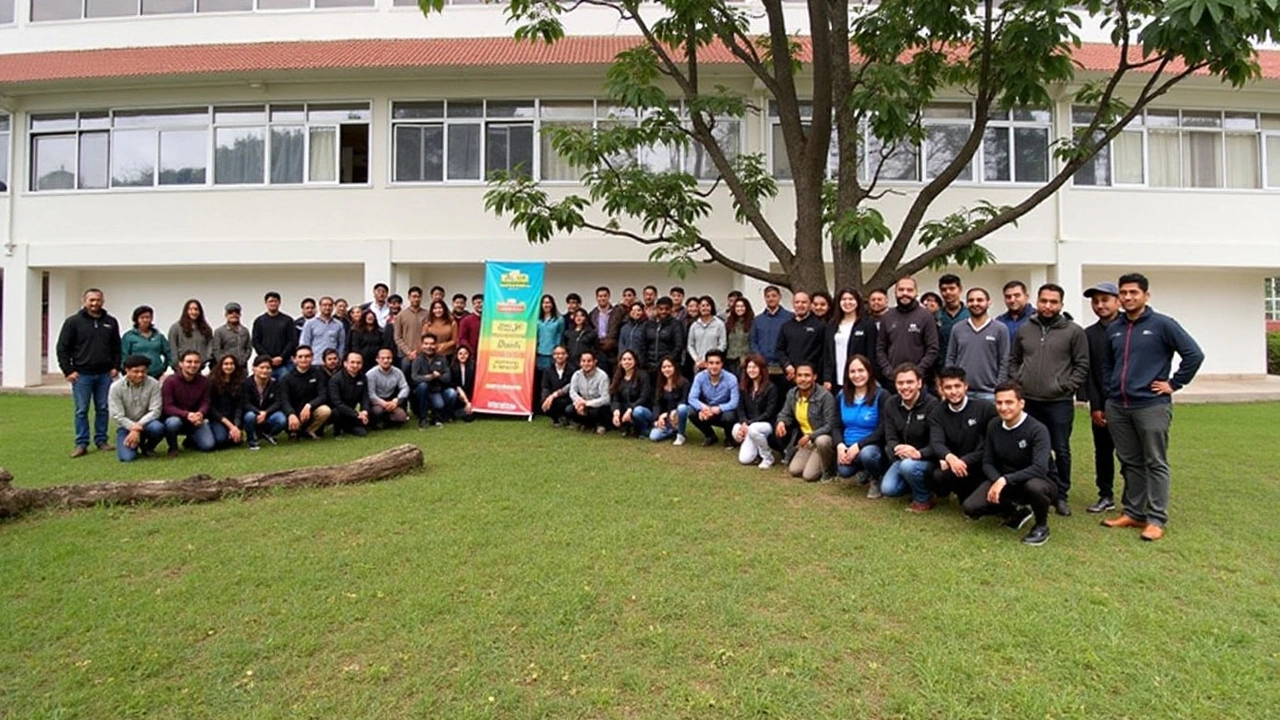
[1101,273,1204,542]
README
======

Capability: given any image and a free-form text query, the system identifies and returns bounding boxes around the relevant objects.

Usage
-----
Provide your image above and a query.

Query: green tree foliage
[423,0,1279,292]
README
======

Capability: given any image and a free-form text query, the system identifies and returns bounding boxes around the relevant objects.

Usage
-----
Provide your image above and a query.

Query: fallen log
[0,444,424,521]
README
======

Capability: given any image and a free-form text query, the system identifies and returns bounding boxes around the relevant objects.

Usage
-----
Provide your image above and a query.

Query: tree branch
[698,238,790,287]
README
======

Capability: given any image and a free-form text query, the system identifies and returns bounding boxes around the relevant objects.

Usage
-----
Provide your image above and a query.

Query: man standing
[451,293,471,323]
[1008,283,1089,516]
[395,286,431,374]
[945,287,1009,401]
[458,294,483,356]
[1082,282,1122,514]
[365,282,392,328]
[567,350,612,433]
[644,298,686,371]
[867,289,889,328]
[108,355,166,462]
[294,297,317,333]
[161,350,215,455]
[687,350,741,448]
[669,287,687,321]
[56,288,122,457]
[996,281,1033,337]
[211,302,253,367]
[928,366,998,507]
[642,285,659,318]
[252,291,297,379]
[774,363,838,482]
[935,274,970,356]
[280,345,333,440]
[328,351,371,437]
[961,381,1057,546]
[877,364,940,510]
[410,333,454,428]
[750,285,794,380]
[875,276,940,386]
[300,296,345,360]
[776,291,826,384]
[366,348,410,429]
[589,286,627,371]
[1101,273,1204,542]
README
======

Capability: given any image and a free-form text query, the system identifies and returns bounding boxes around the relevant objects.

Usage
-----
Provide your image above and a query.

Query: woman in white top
[823,288,878,390]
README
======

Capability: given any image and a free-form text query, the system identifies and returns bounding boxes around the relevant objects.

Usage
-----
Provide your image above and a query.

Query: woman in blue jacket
[835,354,888,486]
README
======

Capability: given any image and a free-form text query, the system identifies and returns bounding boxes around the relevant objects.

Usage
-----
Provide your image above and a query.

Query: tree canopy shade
[420,0,1280,293]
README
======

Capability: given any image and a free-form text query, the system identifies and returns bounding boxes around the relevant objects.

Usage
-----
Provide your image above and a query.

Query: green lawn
[2,395,1278,719]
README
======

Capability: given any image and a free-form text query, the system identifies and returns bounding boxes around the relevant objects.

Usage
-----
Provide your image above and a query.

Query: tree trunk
[0,444,425,521]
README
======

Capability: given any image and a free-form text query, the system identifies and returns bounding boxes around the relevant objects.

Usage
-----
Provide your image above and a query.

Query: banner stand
[472,261,546,417]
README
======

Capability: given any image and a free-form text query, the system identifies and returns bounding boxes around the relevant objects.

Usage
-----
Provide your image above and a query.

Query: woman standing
[208,354,247,449]
[610,350,653,438]
[732,354,781,468]
[168,299,213,370]
[648,356,690,445]
[824,288,878,390]
[423,300,459,357]
[121,305,172,379]
[617,302,649,369]
[835,354,889,491]
[724,297,754,377]
[686,296,727,373]
[347,309,385,372]
[811,291,834,324]
[536,294,565,375]
[562,308,599,369]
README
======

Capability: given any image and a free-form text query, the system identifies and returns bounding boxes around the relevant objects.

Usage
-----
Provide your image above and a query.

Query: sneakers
[866,480,883,499]
[723,437,736,450]
[1002,507,1035,530]
[1140,524,1165,541]
[595,426,607,436]
[1086,496,1115,514]
[907,499,935,513]
[673,434,687,447]
[853,470,870,486]
[418,417,428,429]
[1022,524,1050,546]
[700,436,718,447]
[1054,499,1073,517]
[263,435,278,447]
[1101,515,1147,529]
[248,441,261,451]
[758,450,774,470]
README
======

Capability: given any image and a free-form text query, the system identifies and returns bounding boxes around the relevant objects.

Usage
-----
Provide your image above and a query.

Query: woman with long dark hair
[647,356,690,445]
[835,354,889,492]
[732,353,781,469]
[824,288,878,390]
[609,349,653,438]
[208,353,247,448]
[724,297,754,377]
[423,299,458,357]
[347,308,385,372]
[811,291,834,324]
[168,299,213,370]
[562,307,599,369]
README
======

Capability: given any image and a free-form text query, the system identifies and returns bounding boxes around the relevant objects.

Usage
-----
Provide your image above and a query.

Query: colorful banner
[473,261,544,416]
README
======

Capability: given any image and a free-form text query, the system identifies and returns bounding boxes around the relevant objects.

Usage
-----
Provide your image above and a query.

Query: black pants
[690,409,739,442]
[568,404,611,429]
[930,467,983,504]
[545,395,572,423]
[1024,398,1074,500]
[962,478,1058,525]
[1091,420,1116,499]
[333,415,369,437]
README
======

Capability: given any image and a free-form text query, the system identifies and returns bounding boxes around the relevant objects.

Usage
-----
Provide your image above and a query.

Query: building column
[1055,249,1086,325]
[362,239,393,303]
[393,264,413,296]
[44,270,79,373]
[2,246,44,388]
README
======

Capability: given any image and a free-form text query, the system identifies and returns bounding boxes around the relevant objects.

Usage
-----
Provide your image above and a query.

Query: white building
[2,2,1278,386]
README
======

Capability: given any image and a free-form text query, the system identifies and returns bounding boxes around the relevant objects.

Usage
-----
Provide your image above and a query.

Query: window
[1074,107,1272,190]
[0,115,10,193]
[391,100,533,183]
[1267,277,1280,322]
[31,0,368,21]
[28,102,368,191]
[923,103,974,181]
[2,0,16,22]
[983,108,1051,183]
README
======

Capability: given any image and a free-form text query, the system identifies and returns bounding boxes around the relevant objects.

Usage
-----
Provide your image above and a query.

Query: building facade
[2,3,1279,386]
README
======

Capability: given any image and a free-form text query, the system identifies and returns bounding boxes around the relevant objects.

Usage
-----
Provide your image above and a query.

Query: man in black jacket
[877,364,940,511]
[876,276,940,388]
[1008,283,1089,516]
[410,333,454,428]
[279,345,332,440]
[928,366,998,507]
[56,288,122,458]
[961,381,1057,546]
[329,351,371,437]
[540,345,574,427]
[1081,282,1121,513]
[644,298,686,371]
[776,291,826,385]
[251,291,297,379]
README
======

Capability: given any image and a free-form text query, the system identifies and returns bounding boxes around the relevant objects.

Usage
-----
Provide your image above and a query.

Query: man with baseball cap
[1081,282,1121,513]
[210,302,252,367]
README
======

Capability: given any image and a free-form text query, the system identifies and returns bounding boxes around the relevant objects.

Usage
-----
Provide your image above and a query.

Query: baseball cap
[1083,282,1118,298]
[225,302,242,313]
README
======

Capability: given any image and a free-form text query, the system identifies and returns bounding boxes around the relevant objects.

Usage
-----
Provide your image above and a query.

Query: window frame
[29,0,373,22]
[0,114,10,194]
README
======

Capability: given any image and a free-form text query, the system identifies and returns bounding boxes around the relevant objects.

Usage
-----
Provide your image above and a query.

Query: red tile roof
[1,36,1277,87]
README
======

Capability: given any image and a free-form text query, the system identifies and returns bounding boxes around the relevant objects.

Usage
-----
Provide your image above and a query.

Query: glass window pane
[141,0,193,13]
[31,114,78,132]
[1013,108,1052,124]
[485,122,533,178]
[86,0,138,17]
[198,0,251,10]
[78,132,109,189]
[982,127,1010,182]
[924,103,972,120]
[486,101,536,119]
[314,0,373,7]
[1071,106,1097,125]
[159,128,207,185]
[1072,131,1109,186]
[114,108,207,127]
[771,123,791,179]
[868,134,919,182]
[215,126,265,184]
[394,124,443,182]
[1263,115,1280,131]
[447,123,481,179]
[79,112,111,130]
[30,0,82,20]
[33,135,77,191]
[540,121,589,181]
[688,120,741,180]
[1146,109,1179,128]
[1181,110,1222,129]
[1267,136,1280,189]
[540,101,594,119]
[925,124,972,181]
[111,129,157,187]
[1182,131,1223,188]
[420,125,443,182]
[256,0,306,7]
[270,104,306,123]
[0,116,7,133]
[392,101,444,120]
[308,126,337,182]
[1113,130,1144,185]
[214,106,266,124]
[307,104,371,123]
[1,0,14,22]
[447,101,483,119]
[1013,127,1049,182]
[269,126,304,184]
[1148,130,1180,187]
[392,0,414,5]
[0,131,8,192]
[1224,133,1259,189]
[1224,112,1258,131]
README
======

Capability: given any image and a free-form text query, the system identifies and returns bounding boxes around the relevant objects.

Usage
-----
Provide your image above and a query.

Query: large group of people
[55,270,1203,544]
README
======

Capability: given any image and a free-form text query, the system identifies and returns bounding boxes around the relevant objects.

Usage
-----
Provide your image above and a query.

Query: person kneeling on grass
[877,363,939,510]
[410,334,455,429]
[450,346,477,422]
[367,348,410,430]
[774,363,837,482]
[568,350,612,434]
[648,356,690,445]
[834,354,889,487]
[108,355,166,462]
[280,346,333,441]
[161,350,215,456]
[540,345,573,427]
[928,366,998,508]
[328,351,371,437]
[732,354,780,469]
[208,353,247,449]
[961,381,1057,546]
[610,350,653,437]
[687,350,740,448]
[243,355,287,450]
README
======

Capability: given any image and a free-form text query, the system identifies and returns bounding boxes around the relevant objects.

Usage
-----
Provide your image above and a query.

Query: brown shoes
[70,446,88,458]
[1101,515,1147,529]
[1140,524,1165,542]
[96,442,115,452]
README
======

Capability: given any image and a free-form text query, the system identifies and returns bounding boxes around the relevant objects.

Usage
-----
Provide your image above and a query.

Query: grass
[1,394,1278,719]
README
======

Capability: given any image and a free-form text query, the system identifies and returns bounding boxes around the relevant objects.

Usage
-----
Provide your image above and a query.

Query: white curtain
[1183,131,1223,188]
[539,121,588,181]
[1267,135,1280,188]
[1147,130,1180,187]
[1224,133,1260,189]
[1112,130,1145,185]
[308,126,337,182]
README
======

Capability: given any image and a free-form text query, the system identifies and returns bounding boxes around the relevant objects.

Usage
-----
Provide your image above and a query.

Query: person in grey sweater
[686,296,728,372]
[365,348,410,429]
[168,298,214,370]
[210,302,253,367]
[568,350,612,433]
[108,355,165,462]
[945,288,1009,400]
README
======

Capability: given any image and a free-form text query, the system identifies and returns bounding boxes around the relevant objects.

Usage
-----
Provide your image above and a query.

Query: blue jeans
[882,458,933,503]
[115,422,165,462]
[629,406,655,436]
[648,404,689,441]
[243,410,287,443]
[413,384,457,420]
[270,361,294,381]
[72,372,112,447]
[968,391,995,403]
[836,443,886,479]
[163,416,216,452]
[210,422,243,448]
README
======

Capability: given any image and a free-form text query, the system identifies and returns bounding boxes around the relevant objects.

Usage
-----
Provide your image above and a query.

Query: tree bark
[0,444,425,521]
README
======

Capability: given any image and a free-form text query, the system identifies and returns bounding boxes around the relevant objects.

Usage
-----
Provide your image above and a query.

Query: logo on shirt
[984,335,996,341]
[916,413,926,421]
[1142,330,1154,336]
[854,331,865,337]
[908,323,920,333]
[967,418,977,426]
[1018,439,1027,449]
